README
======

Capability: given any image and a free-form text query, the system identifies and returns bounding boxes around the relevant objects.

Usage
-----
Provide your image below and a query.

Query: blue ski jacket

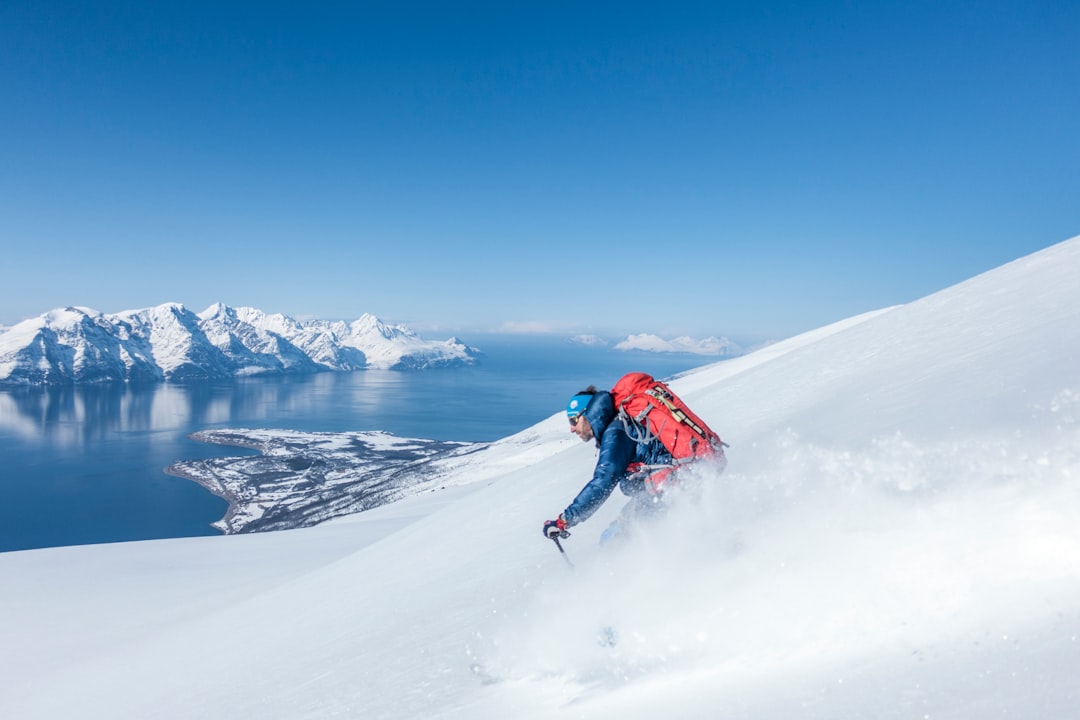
[561,391,671,527]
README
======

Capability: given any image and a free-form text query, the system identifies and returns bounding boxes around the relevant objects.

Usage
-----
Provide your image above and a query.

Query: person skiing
[542,385,675,544]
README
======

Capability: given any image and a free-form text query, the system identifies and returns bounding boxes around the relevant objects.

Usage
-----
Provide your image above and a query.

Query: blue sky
[1,1,1077,342]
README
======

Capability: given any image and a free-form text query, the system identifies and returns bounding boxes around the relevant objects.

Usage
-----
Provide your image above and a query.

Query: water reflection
[3,375,304,443]
[0,342,720,447]
[0,347,719,447]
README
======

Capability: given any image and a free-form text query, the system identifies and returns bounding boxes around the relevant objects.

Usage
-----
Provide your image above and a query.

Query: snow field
[2,235,1079,718]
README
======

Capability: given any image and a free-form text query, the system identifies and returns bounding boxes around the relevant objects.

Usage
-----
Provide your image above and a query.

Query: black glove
[543,516,570,539]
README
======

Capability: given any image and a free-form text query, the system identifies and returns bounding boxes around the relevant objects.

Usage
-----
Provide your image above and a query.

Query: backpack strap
[617,405,661,446]
[644,385,711,442]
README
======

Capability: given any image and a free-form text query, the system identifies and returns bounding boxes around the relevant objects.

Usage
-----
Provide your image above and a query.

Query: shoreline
[163,430,276,534]
[163,427,485,536]
[162,462,239,534]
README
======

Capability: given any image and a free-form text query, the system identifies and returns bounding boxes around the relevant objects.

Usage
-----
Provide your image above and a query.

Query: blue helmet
[566,393,593,419]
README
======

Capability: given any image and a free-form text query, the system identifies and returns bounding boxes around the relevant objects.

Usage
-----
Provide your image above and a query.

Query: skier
[542,385,674,544]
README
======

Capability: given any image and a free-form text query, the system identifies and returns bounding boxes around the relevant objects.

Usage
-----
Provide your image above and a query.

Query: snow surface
[2,236,1079,719]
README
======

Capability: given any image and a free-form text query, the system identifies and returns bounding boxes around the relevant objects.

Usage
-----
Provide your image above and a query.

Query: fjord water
[0,337,713,552]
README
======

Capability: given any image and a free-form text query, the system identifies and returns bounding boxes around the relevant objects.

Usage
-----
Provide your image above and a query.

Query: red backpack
[610,372,726,492]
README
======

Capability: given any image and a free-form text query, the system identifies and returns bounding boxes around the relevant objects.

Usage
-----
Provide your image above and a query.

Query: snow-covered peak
[347,312,412,341]
[0,303,478,385]
[42,306,100,327]
[196,301,232,321]
[333,312,479,369]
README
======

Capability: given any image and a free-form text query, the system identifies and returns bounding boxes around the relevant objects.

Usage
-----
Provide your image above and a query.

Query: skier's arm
[560,426,635,527]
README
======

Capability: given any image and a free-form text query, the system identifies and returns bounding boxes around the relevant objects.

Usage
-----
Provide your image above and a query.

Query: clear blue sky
[1,1,1077,342]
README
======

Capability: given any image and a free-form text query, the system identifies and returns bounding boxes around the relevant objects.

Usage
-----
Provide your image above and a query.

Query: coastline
[164,429,276,534]
[164,428,487,535]
[162,463,239,535]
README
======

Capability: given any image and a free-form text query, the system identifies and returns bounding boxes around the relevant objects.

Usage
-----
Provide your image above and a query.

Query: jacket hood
[582,391,616,440]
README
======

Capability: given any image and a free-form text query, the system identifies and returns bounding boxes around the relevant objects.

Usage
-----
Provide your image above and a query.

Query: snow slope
[2,236,1079,719]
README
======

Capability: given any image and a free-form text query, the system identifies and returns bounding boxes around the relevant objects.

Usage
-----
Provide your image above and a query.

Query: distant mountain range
[0,303,480,386]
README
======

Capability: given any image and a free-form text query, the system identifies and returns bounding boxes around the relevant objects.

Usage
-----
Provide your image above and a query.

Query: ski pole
[551,534,574,570]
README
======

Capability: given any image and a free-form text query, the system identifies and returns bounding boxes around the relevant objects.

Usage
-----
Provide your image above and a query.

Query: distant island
[0,303,480,386]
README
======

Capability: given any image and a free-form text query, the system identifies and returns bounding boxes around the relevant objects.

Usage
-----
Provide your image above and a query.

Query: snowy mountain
[317,312,478,370]
[0,303,479,385]
[2,235,1079,719]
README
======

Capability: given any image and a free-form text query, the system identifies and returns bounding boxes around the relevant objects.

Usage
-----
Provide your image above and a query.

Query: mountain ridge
[0,303,479,386]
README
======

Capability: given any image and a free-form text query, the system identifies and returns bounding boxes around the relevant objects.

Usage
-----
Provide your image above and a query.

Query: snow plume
[479,417,1080,715]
